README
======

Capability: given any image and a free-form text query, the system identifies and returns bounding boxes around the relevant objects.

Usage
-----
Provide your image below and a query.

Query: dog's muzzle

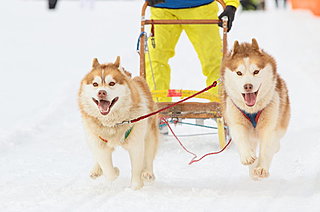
[92,97,119,115]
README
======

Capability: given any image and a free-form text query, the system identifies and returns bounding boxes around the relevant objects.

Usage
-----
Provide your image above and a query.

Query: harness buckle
[115,120,131,126]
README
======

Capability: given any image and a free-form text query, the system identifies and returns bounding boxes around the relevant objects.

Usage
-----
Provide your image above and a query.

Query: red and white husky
[221,39,290,179]
[78,57,159,190]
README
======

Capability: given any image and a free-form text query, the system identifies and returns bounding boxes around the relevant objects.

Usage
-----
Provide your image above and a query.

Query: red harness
[99,127,134,143]
[99,136,109,143]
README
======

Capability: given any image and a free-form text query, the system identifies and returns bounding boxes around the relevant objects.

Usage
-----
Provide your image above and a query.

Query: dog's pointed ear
[114,56,120,68]
[232,40,240,56]
[92,58,100,69]
[252,38,260,51]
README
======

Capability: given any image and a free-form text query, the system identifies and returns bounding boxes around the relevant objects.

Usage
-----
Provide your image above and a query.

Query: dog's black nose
[98,90,107,98]
[244,83,253,92]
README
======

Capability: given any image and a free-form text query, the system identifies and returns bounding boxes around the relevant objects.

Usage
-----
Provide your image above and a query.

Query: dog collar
[99,126,134,143]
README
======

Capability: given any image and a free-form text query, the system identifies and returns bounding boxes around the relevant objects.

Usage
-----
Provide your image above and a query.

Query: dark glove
[146,0,165,6]
[218,5,236,32]
[49,0,58,9]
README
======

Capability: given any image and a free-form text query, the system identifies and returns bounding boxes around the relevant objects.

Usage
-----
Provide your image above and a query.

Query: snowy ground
[1,0,320,211]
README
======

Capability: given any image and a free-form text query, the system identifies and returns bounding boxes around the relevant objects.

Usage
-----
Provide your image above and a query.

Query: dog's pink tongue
[244,93,256,107]
[98,100,111,115]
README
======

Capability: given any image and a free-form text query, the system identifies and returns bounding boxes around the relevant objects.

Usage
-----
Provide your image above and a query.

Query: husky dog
[78,57,159,190]
[221,39,290,179]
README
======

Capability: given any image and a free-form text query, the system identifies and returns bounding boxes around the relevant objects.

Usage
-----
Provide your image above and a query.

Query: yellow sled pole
[217,117,226,148]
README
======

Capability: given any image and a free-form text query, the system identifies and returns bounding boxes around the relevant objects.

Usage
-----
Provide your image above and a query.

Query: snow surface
[1,0,320,211]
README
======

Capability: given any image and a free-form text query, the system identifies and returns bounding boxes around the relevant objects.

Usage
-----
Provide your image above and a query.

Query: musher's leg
[146,7,183,102]
[179,2,222,100]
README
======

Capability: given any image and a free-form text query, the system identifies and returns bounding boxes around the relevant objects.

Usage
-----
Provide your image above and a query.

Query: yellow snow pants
[146,2,222,102]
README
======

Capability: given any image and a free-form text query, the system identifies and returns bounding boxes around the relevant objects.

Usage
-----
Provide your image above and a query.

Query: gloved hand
[146,0,165,6]
[218,5,237,32]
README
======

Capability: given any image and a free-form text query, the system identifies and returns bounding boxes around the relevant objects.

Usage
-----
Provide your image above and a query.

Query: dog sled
[138,0,229,147]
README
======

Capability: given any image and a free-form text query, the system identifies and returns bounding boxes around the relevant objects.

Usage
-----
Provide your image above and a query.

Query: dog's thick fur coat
[78,57,159,190]
[221,39,290,179]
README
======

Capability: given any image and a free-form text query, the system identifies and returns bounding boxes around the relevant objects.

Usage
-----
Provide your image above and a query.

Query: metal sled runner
[138,0,229,147]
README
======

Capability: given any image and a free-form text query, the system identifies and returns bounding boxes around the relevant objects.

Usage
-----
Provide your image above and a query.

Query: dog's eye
[236,71,242,76]
[109,82,116,86]
[253,70,260,75]
[93,82,98,87]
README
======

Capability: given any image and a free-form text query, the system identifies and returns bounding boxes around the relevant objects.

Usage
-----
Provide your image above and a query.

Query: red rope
[130,81,217,124]
[161,118,197,161]
[161,117,232,165]
[189,138,232,165]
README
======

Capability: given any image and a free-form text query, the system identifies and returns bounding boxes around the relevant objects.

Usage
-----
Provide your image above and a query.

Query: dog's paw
[90,165,103,179]
[141,171,155,183]
[240,151,257,165]
[106,167,120,182]
[249,171,259,181]
[253,167,269,179]
[130,181,144,190]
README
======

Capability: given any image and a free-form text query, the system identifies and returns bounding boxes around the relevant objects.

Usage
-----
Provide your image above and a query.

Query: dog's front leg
[124,125,146,190]
[90,162,103,179]
[141,124,158,183]
[93,145,119,182]
[253,132,280,179]
[253,98,280,179]
[127,143,144,190]
[230,124,257,166]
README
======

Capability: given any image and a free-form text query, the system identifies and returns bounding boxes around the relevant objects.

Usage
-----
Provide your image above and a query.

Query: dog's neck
[96,107,132,127]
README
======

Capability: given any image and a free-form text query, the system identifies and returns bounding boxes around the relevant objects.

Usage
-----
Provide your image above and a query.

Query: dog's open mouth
[242,91,258,107]
[92,97,119,115]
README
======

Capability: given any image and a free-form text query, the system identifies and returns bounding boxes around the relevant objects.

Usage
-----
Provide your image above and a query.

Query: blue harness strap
[240,110,262,128]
